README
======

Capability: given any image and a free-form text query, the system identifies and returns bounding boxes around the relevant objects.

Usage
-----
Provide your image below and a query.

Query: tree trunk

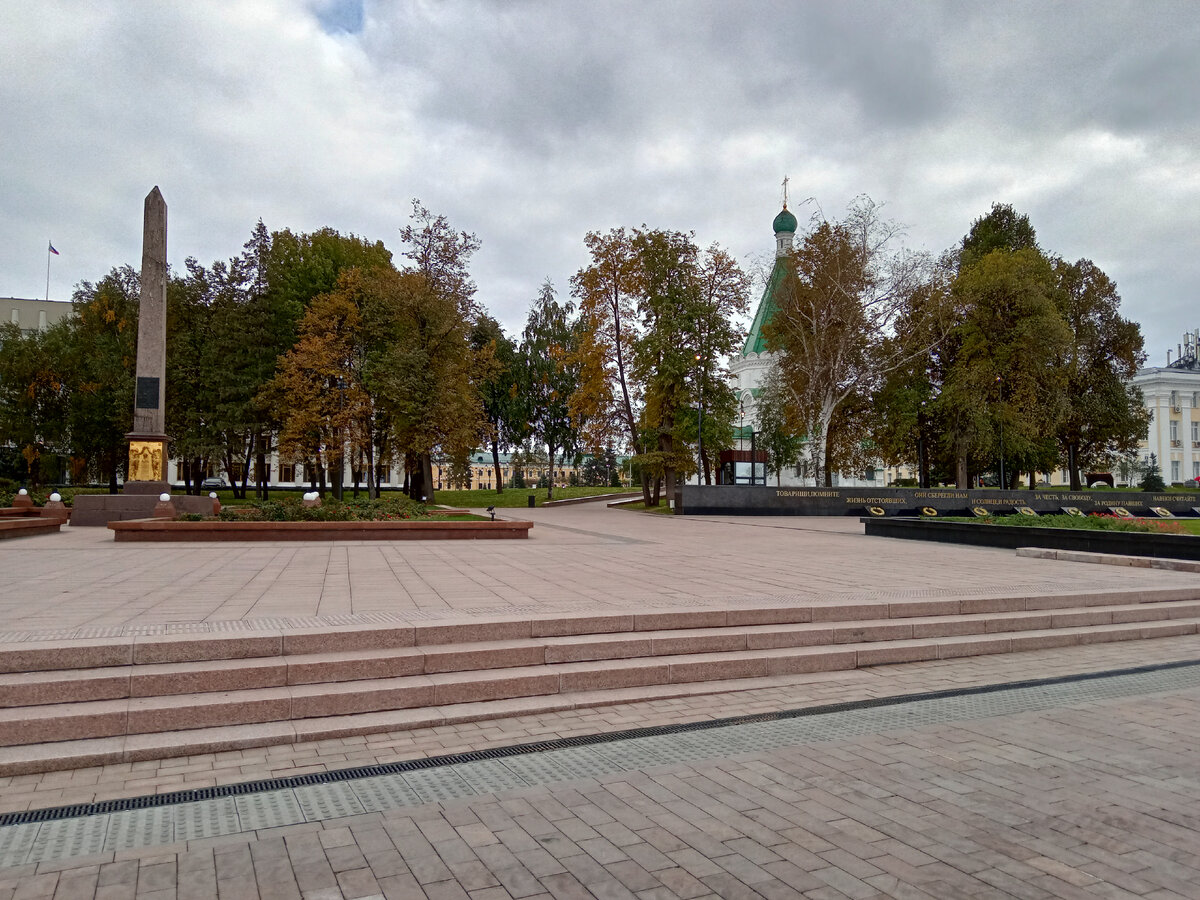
[256,442,268,501]
[641,470,654,507]
[546,446,557,501]
[491,440,504,493]
[955,440,969,489]
[1068,443,1081,490]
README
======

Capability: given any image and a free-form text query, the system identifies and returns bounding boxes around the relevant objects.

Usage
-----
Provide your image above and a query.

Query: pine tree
[1138,453,1166,492]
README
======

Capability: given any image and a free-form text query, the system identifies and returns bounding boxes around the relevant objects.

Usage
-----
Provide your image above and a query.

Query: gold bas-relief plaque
[128,440,166,481]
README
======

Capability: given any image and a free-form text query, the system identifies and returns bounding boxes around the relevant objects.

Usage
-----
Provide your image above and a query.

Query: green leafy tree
[395,202,483,498]
[0,321,70,486]
[359,268,484,504]
[630,228,701,505]
[520,280,585,501]
[64,267,140,491]
[579,447,620,487]
[944,248,1070,489]
[755,365,804,485]
[1051,258,1149,488]
[683,244,749,484]
[957,202,1039,270]
[471,315,525,493]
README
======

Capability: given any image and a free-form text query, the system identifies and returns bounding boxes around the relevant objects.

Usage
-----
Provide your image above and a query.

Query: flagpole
[46,242,51,301]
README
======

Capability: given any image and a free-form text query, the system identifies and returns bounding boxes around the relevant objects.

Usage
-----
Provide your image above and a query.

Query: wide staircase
[3,586,1199,776]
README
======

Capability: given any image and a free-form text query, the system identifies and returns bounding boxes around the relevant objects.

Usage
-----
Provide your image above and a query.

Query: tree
[958,202,1039,270]
[182,223,392,498]
[755,365,804,485]
[357,267,484,504]
[520,280,584,501]
[943,248,1070,489]
[63,267,140,491]
[630,228,702,504]
[765,197,945,486]
[471,315,525,493]
[267,287,372,499]
[399,199,481,319]
[1139,453,1166,492]
[1051,258,1149,489]
[579,447,620,486]
[395,202,483,499]
[0,321,70,486]
[570,228,641,456]
[684,244,750,484]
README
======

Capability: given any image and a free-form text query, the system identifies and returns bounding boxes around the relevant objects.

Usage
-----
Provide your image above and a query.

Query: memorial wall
[677,485,1200,518]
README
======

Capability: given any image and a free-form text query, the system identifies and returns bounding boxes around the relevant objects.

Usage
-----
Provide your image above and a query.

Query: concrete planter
[108,518,533,542]
[862,516,1200,561]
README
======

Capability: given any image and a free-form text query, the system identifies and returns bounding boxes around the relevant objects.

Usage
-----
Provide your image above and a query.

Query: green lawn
[943,513,1200,535]
[611,500,676,515]
[431,486,636,508]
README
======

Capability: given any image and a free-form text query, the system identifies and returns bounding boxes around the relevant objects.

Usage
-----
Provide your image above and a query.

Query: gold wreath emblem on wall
[921,506,938,517]
[971,506,990,517]
[868,506,886,516]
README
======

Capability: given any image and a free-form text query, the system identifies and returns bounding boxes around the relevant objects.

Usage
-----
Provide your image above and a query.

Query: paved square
[1,504,1198,897]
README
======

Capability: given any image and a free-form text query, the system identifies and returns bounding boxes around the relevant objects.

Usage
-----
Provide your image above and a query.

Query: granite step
[5,597,1200,710]
[3,616,1200,777]
[2,617,1197,751]
[5,587,1198,675]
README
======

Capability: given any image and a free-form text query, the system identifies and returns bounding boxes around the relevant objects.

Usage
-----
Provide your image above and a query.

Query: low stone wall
[0,517,65,540]
[70,494,214,526]
[862,517,1200,561]
[108,518,533,542]
[677,484,1200,518]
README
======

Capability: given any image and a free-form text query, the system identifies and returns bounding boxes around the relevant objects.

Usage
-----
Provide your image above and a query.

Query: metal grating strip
[2,657,1198,830]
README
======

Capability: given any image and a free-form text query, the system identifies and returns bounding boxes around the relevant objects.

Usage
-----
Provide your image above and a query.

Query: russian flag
[48,241,59,255]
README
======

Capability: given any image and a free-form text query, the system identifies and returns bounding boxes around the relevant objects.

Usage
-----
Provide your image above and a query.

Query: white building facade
[1130,330,1200,486]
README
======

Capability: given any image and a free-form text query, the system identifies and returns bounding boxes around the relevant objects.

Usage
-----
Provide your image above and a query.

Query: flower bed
[108,494,527,541]
[109,518,531,542]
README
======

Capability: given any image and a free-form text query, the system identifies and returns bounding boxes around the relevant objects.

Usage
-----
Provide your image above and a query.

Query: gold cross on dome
[781,175,790,209]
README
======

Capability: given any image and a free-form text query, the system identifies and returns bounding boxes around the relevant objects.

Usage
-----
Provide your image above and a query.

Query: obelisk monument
[124,186,170,494]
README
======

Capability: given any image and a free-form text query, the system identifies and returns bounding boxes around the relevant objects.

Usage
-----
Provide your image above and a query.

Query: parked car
[201,477,227,489]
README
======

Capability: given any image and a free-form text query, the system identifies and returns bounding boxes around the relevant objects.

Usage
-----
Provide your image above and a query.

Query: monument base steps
[1,586,1198,776]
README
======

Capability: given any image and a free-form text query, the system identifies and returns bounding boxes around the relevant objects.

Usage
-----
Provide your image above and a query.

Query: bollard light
[159,493,170,502]
[49,493,62,502]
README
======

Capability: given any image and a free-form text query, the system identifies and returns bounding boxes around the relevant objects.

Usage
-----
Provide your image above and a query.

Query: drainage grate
[2,657,1198,836]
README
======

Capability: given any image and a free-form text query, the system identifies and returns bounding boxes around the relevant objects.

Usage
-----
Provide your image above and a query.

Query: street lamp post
[996,375,1005,491]
[694,352,703,486]
[916,400,929,489]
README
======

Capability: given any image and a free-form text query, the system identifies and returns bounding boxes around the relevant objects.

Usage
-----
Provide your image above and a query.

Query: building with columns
[1131,330,1200,485]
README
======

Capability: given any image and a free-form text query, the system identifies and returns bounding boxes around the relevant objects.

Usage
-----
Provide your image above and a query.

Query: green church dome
[772,207,798,234]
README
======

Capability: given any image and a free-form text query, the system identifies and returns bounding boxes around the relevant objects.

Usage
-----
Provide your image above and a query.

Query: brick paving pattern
[2,675,1197,898]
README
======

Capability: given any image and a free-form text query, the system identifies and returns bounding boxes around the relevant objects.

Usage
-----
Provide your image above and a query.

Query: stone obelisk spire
[125,186,170,492]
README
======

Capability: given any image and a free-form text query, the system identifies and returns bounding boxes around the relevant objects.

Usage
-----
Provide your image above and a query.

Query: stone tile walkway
[3,650,1199,898]
[1,506,1194,637]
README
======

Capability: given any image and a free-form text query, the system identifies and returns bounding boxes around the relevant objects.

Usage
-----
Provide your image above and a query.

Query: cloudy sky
[2,1,1197,364]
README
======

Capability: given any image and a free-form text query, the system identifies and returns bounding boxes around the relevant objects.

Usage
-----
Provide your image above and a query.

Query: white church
[721,201,901,488]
